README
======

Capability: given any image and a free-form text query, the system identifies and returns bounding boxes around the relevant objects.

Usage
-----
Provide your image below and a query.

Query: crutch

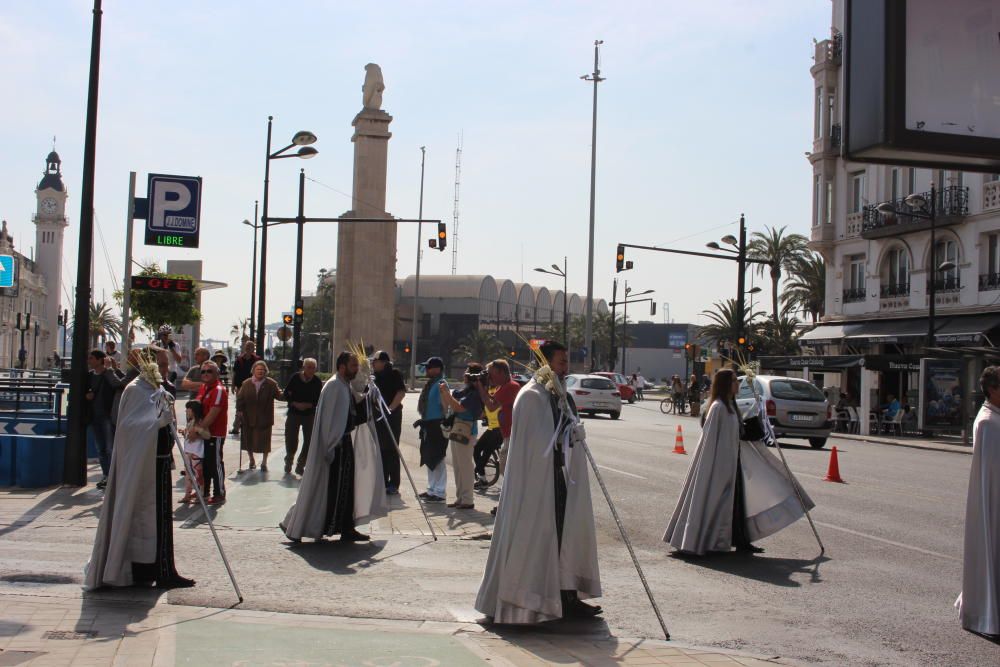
[168,421,244,603]
[578,434,670,640]
[374,388,437,541]
[755,397,825,556]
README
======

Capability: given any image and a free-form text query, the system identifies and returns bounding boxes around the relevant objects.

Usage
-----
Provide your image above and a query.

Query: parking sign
[0,255,14,289]
[145,173,202,248]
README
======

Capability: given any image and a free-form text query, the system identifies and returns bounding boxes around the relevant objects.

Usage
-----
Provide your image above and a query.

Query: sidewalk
[831,432,972,455]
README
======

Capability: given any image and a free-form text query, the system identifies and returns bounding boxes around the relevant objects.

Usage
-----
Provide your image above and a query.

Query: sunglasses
[201,369,217,375]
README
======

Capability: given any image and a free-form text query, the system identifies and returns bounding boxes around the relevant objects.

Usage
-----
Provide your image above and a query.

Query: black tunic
[323,397,361,536]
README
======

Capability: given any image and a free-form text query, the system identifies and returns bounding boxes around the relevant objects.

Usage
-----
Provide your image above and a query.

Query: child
[180,400,209,503]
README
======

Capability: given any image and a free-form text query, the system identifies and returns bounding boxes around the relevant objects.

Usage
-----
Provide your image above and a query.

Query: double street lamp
[609,283,654,374]
[533,257,568,345]
[875,185,956,347]
[255,117,318,354]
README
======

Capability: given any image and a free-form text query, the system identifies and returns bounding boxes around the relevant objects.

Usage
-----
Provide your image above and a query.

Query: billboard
[919,358,963,431]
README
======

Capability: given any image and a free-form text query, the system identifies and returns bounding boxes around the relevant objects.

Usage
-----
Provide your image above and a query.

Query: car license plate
[791,414,813,422]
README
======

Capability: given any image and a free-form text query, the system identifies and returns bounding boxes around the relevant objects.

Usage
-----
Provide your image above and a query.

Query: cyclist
[671,375,686,414]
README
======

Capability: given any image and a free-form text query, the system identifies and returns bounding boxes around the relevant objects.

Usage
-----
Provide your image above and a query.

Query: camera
[466,370,488,385]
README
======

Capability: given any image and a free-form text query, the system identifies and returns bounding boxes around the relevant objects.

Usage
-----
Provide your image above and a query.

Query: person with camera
[439,363,485,510]
[473,359,520,488]
[155,325,184,383]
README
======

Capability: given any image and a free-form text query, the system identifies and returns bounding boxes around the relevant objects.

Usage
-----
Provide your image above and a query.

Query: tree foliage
[782,252,826,323]
[452,330,506,364]
[747,225,809,323]
[127,264,200,334]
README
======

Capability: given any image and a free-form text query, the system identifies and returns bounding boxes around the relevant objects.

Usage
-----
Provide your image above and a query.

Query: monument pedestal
[333,108,396,354]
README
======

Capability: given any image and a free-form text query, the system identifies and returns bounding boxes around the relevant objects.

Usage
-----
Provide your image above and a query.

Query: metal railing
[0,380,67,434]
[880,282,910,298]
[842,287,866,303]
[862,186,969,233]
[980,273,1000,291]
[929,276,961,293]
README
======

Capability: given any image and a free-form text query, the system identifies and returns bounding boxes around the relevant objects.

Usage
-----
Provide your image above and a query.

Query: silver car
[566,374,623,420]
[735,375,832,449]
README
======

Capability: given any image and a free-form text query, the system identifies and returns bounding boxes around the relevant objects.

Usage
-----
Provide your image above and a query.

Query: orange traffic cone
[673,425,687,454]
[823,446,844,483]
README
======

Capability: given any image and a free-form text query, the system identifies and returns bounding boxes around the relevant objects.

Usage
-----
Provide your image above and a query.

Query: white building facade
[802,1,1000,436]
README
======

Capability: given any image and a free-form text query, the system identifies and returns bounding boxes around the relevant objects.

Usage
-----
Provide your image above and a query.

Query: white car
[565,374,623,420]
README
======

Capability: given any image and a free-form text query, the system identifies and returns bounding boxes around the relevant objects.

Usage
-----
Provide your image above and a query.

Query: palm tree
[782,253,826,322]
[85,301,122,348]
[452,330,506,364]
[699,298,764,346]
[757,305,802,355]
[230,318,250,347]
[747,225,809,322]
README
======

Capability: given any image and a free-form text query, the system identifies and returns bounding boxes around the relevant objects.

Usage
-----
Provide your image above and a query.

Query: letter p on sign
[145,174,202,248]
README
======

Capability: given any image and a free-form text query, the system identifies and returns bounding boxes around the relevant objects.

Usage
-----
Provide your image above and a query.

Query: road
[584,397,996,667]
[1,392,998,667]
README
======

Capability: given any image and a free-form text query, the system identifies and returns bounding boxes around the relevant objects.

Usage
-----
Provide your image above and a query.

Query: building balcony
[846,212,863,238]
[813,34,842,68]
[880,282,910,298]
[984,180,1000,211]
[861,186,969,240]
[842,287,866,303]
[980,273,1000,291]
[928,276,961,293]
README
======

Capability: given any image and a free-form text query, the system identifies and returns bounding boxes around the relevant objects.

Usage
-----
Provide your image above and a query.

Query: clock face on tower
[40,197,58,215]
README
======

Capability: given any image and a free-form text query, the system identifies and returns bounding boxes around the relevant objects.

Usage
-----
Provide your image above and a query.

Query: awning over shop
[804,313,1000,346]
[933,314,1000,345]
[758,355,865,371]
[844,319,926,344]
[798,323,860,346]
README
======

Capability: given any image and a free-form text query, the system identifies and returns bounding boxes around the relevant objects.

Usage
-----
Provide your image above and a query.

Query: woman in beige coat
[236,360,281,471]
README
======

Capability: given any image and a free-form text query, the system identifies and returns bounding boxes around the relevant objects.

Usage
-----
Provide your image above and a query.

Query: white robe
[84,377,172,589]
[664,398,814,555]
[475,380,601,624]
[280,375,387,540]
[956,401,1000,636]
[353,387,389,526]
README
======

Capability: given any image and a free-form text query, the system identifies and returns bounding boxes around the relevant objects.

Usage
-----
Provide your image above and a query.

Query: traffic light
[616,245,625,272]
[294,300,304,325]
[403,344,411,354]
[509,349,516,357]
[737,335,747,347]
[437,223,447,252]
[282,313,293,326]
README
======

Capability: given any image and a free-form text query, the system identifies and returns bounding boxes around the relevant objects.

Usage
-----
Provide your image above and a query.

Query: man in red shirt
[196,360,229,503]
[475,359,521,476]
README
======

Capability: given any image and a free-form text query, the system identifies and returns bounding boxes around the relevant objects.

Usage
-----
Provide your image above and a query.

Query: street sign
[145,173,202,248]
[130,276,194,293]
[0,255,14,288]
[276,326,292,342]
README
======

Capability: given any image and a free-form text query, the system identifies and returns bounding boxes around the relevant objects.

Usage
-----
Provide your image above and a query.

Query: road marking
[596,464,647,480]
[813,521,959,562]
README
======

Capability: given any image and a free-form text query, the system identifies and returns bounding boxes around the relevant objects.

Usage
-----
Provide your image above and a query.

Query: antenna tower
[451,133,462,275]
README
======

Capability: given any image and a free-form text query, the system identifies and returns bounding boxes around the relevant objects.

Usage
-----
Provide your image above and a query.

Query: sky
[0,0,831,346]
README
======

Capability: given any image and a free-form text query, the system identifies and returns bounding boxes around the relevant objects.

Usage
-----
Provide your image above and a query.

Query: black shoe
[424,495,445,503]
[295,466,305,476]
[490,506,497,516]
[96,478,108,490]
[735,543,765,554]
[156,575,196,589]
[385,486,399,495]
[562,597,603,618]
[340,529,371,542]
[418,491,431,499]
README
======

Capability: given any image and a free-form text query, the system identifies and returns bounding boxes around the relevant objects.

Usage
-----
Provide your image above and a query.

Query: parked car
[565,374,622,419]
[734,375,833,449]
[593,372,636,403]
[512,373,531,386]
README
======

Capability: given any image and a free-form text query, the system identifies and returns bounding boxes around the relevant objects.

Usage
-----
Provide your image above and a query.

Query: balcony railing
[862,186,969,235]
[980,273,1000,291]
[842,287,866,303]
[928,276,961,293]
[880,282,910,298]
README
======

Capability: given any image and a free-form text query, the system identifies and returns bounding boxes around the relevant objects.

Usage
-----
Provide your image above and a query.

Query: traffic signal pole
[736,214,748,350]
[291,169,305,371]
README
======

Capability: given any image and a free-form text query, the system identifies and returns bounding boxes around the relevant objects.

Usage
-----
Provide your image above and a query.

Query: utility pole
[409,147,426,384]
[582,39,604,372]
[291,169,305,370]
[736,214,747,345]
[609,278,618,372]
[451,134,462,276]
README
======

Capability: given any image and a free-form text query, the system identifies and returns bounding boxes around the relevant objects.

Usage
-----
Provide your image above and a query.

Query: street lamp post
[533,257,568,344]
[410,147,426,385]
[291,168,306,371]
[582,40,604,372]
[613,284,654,376]
[242,201,259,341]
[255,117,318,353]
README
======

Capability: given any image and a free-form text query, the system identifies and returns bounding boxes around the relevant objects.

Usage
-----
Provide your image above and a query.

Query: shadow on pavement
[0,481,102,539]
[79,589,163,640]
[284,539,387,575]
[672,552,830,587]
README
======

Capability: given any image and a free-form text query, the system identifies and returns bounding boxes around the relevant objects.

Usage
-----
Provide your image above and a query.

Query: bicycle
[659,396,673,414]
[476,449,502,490]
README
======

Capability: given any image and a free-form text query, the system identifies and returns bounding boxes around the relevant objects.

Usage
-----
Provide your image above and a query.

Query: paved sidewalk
[831,432,972,455]
[0,592,785,666]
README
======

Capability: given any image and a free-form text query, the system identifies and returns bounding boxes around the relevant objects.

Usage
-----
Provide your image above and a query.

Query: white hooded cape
[475,380,601,624]
[664,398,815,555]
[352,386,389,525]
[84,377,172,589]
[956,401,1000,636]
[280,374,387,540]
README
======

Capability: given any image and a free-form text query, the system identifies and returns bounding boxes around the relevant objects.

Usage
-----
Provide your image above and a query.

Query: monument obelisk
[334,63,396,354]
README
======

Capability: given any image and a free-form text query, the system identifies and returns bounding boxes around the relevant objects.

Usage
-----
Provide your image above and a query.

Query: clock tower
[34,150,68,340]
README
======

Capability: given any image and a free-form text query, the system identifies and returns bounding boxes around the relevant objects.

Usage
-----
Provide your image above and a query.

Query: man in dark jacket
[372,351,406,494]
[86,349,123,489]
[230,340,260,435]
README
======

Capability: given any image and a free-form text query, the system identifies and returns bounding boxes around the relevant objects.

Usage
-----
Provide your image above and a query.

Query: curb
[832,432,971,455]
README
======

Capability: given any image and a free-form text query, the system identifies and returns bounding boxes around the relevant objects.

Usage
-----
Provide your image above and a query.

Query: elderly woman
[236,360,281,471]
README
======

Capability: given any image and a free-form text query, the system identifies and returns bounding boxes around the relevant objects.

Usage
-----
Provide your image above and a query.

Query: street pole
[249,200,258,339]
[621,281,629,375]
[61,309,68,361]
[583,40,604,372]
[291,169,305,370]
[736,214,747,348]
[562,256,568,346]
[609,278,617,372]
[65,0,103,486]
[120,171,136,353]
[255,115,274,353]
[927,184,937,348]
[410,146,426,384]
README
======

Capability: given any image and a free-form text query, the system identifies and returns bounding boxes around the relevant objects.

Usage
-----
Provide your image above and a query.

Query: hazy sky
[0,1,830,345]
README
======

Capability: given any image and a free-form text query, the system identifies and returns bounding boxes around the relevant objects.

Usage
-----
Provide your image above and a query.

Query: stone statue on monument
[362,63,385,110]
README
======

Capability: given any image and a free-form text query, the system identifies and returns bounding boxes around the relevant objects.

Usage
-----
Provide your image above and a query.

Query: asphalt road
[583,397,998,667]
[4,392,999,667]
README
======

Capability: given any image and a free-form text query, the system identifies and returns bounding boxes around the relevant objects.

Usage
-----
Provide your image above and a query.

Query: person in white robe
[956,366,1000,637]
[280,352,386,543]
[664,368,814,556]
[84,351,194,590]
[475,341,602,623]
